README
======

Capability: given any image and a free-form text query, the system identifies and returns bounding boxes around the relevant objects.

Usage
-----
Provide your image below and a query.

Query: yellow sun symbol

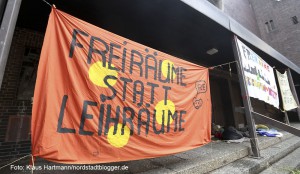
[161,60,176,80]
[107,123,131,148]
[88,61,118,87]
[155,100,175,125]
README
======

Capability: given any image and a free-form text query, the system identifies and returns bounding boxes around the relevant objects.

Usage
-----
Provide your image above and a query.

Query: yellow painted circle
[107,123,130,148]
[155,100,175,125]
[161,60,176,79]
[88,61,118,87]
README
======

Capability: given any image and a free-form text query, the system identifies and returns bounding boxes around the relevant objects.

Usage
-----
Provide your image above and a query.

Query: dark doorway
[210,77,235,127]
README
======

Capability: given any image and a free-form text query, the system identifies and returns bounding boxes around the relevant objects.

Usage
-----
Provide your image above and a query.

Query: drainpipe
[0,0,22,90]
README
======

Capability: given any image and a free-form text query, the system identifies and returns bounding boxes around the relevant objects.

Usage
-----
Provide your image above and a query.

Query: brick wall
[0,28,44,161]
[222,0,261,37]
[250,0,300,66]
[207,0,261,37]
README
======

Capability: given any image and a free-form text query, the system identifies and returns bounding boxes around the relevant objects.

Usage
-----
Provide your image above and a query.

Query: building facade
[209,0,261,37]
[208,0,300,67]
[250,0,300,67]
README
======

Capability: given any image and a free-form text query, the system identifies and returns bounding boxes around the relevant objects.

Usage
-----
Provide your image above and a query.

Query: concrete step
[1,124,299,174]
[209,136,300,174]
[259,147,300,174]
[140,124,299,174]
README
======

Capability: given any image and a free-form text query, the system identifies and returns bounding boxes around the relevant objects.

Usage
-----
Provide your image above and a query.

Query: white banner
[236,39,279,108]
[276,70,298,111]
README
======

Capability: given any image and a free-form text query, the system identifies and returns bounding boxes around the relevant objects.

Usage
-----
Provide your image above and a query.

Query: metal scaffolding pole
[287,68,300,120]
[0,0,22,90]
[232,35,261,158]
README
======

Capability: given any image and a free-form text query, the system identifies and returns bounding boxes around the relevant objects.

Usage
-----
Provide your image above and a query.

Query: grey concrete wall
[250,0,300,67]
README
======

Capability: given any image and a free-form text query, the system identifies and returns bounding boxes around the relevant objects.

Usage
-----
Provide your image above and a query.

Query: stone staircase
[0,124,299,174]
[209,134,300,174]
[141,123,300,174]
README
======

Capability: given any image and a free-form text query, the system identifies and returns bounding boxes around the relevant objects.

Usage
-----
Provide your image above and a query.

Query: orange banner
[32,8,211,164]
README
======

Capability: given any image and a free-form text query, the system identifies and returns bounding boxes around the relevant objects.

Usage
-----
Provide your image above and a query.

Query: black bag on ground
[222,126,243,140]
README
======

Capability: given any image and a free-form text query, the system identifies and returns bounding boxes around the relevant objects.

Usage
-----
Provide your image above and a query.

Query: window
[292,16,298,24]
[265,20,275,32]
[265,22,270,32]
[5,116,31,142]
[269,20,275,29]
[17,47,40,100]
